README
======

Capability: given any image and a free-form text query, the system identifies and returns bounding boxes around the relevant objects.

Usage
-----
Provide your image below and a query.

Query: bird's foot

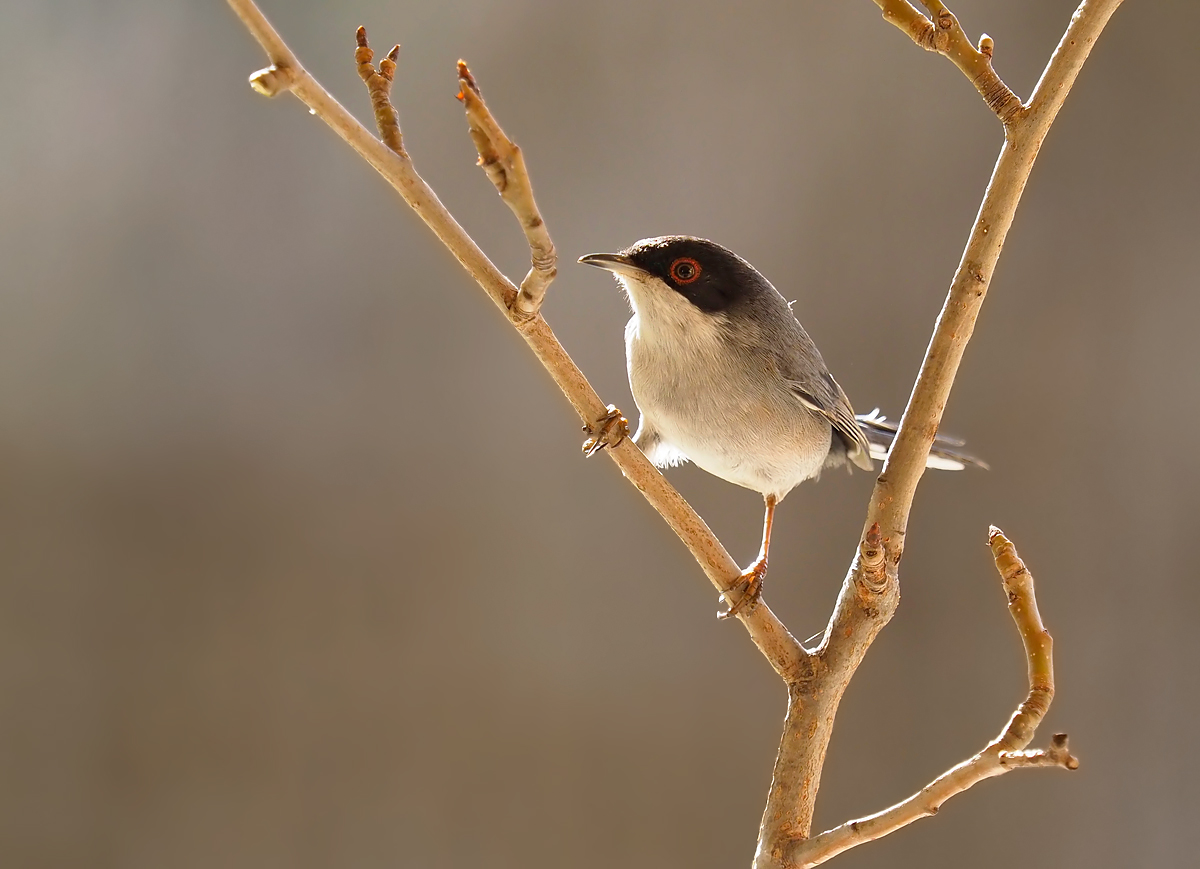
[582,405,629,457]
[717,556,767,620]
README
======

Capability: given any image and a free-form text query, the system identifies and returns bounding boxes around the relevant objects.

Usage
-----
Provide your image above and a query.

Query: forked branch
[787,528,1074,867]
[873,0,1023,125]
[354,28,403,155]
[758,4,1120,861]
[861,2,1122,555]
[226,0,808,681]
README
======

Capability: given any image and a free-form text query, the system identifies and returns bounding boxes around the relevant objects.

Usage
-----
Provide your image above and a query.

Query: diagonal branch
[225,1,808,681]
[872,0,1023,126]
[860,0,1122,580]
[787,528,1075,868]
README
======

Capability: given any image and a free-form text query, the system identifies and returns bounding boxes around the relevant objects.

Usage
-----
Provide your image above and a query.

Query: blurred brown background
[1,1,1196,867]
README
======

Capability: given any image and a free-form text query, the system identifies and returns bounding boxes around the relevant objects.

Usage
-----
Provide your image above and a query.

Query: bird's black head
[580,236,768,314]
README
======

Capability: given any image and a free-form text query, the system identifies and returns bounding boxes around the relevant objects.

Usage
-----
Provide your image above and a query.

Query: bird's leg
[718,494,776,620]
[582,404,629,457]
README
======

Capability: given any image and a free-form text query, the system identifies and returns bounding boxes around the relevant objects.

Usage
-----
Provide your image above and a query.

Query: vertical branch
[989,526,1055,750]
[753,2,1123,863]
[864,0,1124,561]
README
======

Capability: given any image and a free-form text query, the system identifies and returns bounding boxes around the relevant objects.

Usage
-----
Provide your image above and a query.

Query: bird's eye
[670,257,701,284]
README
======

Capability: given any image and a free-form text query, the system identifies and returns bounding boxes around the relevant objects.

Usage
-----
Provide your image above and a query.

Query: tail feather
[856,409,989,471]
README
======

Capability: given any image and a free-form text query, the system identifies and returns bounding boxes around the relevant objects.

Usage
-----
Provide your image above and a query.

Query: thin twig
[457,61,557,318]
[355,28,403,155]
[754,1,1121,862]
[872,0,1023,126]
[224,0,808,681]
[787,528,1074,867]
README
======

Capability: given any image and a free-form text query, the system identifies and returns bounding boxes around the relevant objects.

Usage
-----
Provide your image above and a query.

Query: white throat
[616,273,724,344]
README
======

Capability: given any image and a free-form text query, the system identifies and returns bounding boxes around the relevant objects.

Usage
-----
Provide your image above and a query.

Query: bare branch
[457,61,557,318]
[355,28,403,155]
[862,0,1122,565]
[787,528,1075,868]
[872,0,1023,125]
[989,525,1055,747]
[754,1,1122,860]
[756,540,899,865]
[224,0,808,681]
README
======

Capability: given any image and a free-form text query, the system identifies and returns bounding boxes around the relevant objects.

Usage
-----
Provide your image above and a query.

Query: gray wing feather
[771,322,872,470]
[725,275,874,470]
[787,375,874,470]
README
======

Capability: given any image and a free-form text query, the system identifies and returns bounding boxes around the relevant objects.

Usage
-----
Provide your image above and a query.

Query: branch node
[911,18,940,50]
[989,526,1032,589]
[999,732,1079,770]
[248,64,294,97]
[855,523,890,594]
[1051,733,1081,769]
[879,1,1024,126]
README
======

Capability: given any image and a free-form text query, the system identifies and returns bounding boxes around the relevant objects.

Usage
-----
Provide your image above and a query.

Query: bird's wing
[787,374,874,470]
[768,322,873,471]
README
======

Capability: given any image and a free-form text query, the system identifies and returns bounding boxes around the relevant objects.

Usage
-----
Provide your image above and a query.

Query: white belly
[626,314,832,500]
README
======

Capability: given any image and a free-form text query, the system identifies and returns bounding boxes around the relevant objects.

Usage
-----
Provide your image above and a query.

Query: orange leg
[718,495,776,620]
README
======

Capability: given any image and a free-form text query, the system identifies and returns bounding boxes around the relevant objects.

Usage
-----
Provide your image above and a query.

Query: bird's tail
[856,409,989,471]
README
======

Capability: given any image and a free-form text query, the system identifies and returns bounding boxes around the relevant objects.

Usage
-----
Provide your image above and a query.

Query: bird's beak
[578,252,647,279]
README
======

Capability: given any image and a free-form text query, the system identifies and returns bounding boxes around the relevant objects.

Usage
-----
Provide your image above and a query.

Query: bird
[579,235,983,618]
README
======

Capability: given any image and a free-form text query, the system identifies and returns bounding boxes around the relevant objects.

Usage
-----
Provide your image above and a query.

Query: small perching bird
[580,236,983,617]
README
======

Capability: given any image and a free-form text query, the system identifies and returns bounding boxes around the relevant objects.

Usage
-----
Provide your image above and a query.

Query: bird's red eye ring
[670,257,701,284]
